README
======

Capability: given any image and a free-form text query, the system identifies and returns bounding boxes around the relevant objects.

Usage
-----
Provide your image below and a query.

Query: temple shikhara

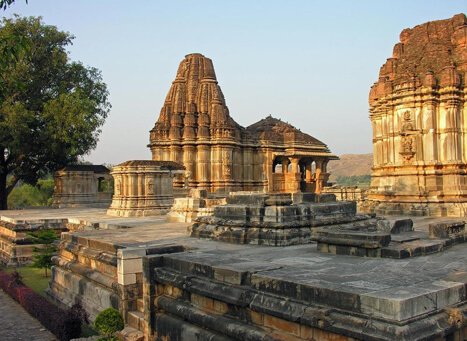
[367,13,467,217]
[149,53,337,194]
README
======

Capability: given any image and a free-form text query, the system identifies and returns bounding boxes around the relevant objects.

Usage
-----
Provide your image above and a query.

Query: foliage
[32,244,56,277]
[29,229,58,277]
[94,308,124,338]
[0,16,111,209]
[0,270,87,340]
[334,175,371,188]
[8,178,54,208]
[0,0,27,11]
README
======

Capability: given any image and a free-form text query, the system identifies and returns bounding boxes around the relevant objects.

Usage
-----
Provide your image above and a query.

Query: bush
[8,178,55,209]
[0,271,87,341]
[94,308,124,338]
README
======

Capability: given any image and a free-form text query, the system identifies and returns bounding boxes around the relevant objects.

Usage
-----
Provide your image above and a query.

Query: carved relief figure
[147,179,154,194]
[401,111,415,132]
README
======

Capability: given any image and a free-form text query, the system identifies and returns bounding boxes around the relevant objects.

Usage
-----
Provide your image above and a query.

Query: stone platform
[16,206,461,340]
[191,192,379,246]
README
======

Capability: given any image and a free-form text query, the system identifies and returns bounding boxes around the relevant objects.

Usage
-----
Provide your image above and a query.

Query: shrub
[0,271,87,341]
[94,308,124,338]
[8,178,55,209]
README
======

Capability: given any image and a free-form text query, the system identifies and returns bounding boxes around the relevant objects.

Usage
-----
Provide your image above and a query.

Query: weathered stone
[366,14,467,217]
[390,219,414,234]
[429,221,466,239]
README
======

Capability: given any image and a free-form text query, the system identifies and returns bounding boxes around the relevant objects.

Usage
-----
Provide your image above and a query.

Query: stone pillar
[305,163,312,182]
[196,145,210,190]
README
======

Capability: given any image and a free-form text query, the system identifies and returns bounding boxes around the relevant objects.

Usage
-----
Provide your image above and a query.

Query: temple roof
[370,13,467,102]
[246,115,328,147]
[116,160,185,170]
[60,165,110,173]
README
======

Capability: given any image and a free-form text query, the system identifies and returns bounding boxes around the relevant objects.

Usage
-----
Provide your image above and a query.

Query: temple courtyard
[1,207,466,340]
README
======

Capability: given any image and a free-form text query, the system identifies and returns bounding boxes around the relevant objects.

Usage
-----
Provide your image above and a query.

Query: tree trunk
[0,171,7,210]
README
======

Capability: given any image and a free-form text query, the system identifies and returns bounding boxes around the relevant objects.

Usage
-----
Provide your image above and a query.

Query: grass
[4,266,50,297]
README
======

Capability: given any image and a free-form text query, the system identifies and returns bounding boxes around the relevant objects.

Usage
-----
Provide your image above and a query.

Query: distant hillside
[328,153,373,182]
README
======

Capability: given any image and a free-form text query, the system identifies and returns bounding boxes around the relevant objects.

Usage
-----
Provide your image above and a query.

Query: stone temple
[2,13,467,341]
[366,13,467,217]
[149,53,337,194]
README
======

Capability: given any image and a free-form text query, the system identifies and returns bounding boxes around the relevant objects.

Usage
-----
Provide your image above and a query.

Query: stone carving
[146,179,154,194]
[366,13,467,217]
[222,151,232,178]
[400,136,415,162]
[401,111,415,133]
[149,53,337,194]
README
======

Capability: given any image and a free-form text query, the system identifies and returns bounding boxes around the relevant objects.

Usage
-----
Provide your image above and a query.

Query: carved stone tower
[367,14,467,216]
[149,53,337,193]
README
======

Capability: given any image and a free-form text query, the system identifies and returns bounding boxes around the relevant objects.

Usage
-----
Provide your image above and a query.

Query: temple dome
[246,115,330,148]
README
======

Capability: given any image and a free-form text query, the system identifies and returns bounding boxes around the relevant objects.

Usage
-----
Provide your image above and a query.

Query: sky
[2,1,466,165]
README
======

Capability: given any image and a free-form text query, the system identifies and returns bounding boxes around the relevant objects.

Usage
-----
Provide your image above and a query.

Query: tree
[0,0,27,11]
[0,16,111,209]
[29,229,58,277]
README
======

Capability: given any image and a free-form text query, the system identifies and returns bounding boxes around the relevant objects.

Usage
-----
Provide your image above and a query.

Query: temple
[149,53,337,194]
[366,14,467,217]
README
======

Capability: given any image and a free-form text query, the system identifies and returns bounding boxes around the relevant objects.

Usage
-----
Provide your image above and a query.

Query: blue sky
[3,1,466,164]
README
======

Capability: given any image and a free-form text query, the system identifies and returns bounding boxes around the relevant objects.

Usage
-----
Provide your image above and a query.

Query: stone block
[118,258,143,274]
[214,205,249,222]
[118,272,137,285]
[360,281,464,321]
[429,221,465,239]
[291,192,316,204]
[190,189,208,198]
[226,192,267,205]
[316,194,336,202]
[263,314,300,336]
[389,219,414,234]
[117,248,147,260]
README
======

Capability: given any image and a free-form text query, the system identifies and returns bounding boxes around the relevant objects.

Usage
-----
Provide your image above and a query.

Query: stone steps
[127,310,144,331]
[136,298,144,313]
[117,326,144,341]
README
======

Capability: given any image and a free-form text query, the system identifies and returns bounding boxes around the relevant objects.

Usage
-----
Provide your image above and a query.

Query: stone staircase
[118,298,144,341]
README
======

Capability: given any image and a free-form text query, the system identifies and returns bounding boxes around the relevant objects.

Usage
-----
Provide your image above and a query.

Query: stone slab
[429,221,465,239]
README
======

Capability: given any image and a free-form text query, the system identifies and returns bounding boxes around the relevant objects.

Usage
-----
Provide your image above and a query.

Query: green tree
[0,16,111,209]
[29,230,58,277]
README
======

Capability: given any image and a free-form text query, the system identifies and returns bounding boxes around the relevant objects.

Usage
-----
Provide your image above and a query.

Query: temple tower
[149,53,337,194]
[367,13,467,216]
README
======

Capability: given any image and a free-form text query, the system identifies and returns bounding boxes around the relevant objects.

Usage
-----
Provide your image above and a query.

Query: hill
[327,153,373,182]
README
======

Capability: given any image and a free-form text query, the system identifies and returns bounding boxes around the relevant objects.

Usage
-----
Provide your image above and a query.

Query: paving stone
[0,290,56,341]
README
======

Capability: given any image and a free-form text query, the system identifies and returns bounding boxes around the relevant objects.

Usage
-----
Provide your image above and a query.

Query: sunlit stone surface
[366,14,467,217]
[149,53,338,194]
